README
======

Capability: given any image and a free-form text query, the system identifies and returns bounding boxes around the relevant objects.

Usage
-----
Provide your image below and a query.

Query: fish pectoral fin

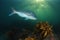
[24,18,29,20]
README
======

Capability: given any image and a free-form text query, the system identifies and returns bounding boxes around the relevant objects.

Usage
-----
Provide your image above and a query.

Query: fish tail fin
[9,13,14,16]
[9,8,16,16]
[12,8,16,13]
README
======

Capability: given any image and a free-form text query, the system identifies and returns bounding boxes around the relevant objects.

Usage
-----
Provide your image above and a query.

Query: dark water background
[0,0,60,40]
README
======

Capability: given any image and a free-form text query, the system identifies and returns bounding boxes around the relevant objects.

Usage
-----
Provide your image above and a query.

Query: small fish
[9,8,37,20]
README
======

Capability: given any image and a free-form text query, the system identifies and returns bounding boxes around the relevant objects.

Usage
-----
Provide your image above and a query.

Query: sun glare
[36,0,44,3]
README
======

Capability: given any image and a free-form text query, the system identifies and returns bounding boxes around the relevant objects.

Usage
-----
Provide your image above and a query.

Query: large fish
[9,8,37,20]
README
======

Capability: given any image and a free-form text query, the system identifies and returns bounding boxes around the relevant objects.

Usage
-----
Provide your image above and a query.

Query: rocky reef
[6,22,54,40]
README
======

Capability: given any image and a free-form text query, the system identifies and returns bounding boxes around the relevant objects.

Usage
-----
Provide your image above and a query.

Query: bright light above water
[21,0,53,21]
[36,0,45,3]
[41,4,45,7]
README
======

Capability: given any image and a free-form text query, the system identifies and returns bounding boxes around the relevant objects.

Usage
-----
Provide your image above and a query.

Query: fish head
[27,15,37,20]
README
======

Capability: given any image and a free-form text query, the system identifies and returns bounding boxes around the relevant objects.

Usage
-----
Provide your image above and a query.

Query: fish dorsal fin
[25,13,32,16]
[25,12,34,16]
